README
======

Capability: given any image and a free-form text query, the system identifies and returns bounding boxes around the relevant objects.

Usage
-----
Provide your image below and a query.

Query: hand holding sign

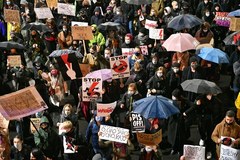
[65,63,76,80]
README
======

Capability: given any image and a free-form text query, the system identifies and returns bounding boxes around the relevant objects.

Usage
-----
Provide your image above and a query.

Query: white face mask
[172,96,177,100]
[203,29,208,32]
[6,1,10,5]
[125,40,130,44]
[205,12,210,17]
[157,72,163,77]
[116,11,121,15]
[145,147,153,152]
[173,68,179,73]
[105,54,110,59]
[128,91,134,95]
[136,59,141,63]
[65,110,71,116]
[14,143,22,150]
[152,60,157,64]
[29,79,35,86]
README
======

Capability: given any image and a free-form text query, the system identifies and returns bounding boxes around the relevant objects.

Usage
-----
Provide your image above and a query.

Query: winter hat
[139,27,147,35]
[172,88,181,98]
[20,0,28,4]
[94,7,101,13]
[172,62,180,68]
[189,56,198,63]
[125,33,133,41]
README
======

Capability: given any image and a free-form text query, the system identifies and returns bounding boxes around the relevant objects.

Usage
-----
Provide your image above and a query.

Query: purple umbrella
[85,69,112,81]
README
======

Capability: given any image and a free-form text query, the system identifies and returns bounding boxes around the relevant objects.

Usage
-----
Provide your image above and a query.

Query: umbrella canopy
[133,96,180,119]
[125,0,153,5]
[223,31,240,45]
[162,33,199,52]
[85,69,112,81]
[21,22,51,32]
[198,47,229,64]
[228,9,240,17]
[49,49,83,58]
[181,79,222,94]
[98,22,126,32]
[0,41,25,50]
[167,14,203,31]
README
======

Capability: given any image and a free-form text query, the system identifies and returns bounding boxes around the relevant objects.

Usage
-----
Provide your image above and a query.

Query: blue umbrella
[133,96,180,119]
[228,9,240,17]
[198,47,229,64]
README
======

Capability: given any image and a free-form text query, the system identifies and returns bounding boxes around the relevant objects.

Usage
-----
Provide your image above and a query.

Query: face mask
[151,12,155,16]
[207,94,212,100]
[136,59,141,63]
[164,12,168,16]
[6,1,10,5]
[105,54,110,58]
[92,30,96,34]
[157,72,163,77]
[125,40,130,44]
[35,112,43,118]
[63,28,67,32]
[29,79,35,86]
[145,147,153,152]
[116,11,121,15]
[205,12,210,17]
[173,68,179,73]
[139,33,144,37]
[172,96,177,100]
[203,29,208,32]
[32,35,36,38]
[128,91,134,95]
[135,52,140,56]
[14,143,22,150]
[152,60,157,64]
[204,0,208,4]
[107,79,112,83]
[65,110,71,116]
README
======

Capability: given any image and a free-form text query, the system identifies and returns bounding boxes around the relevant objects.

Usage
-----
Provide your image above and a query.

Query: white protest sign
[121,48,134,57]
[82,77,102,102]
[99,125,129,144]
[184,145,205,160]
[63,136,76,153]
[57,3,76,16]
[149,28,164,40]
[145,19,158,29]
[131,113,145,133]
[110,55,130,79]
[71,21,88,26]
[34,8,54,19]
[220,144,240,160]
[97,101,117,117]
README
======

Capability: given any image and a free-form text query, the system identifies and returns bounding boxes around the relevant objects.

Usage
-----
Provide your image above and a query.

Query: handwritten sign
[184,145,205,160]
[145,19,158,29]
[97,101,116,117]
[71,26,93,40]
[8,55,21,67]
[4,9,20,23]
[0,86,48,120]
[230,17,240,31]
[34,8,54,19]
[214,12,230,27]
[131,113,145,133]
[139,45,148,55]
[99,125,129,144]
[57,3,76,16]
[110,55,130,79]
[220,144,240,160]
[82,77,102,102]
[149,28,164,40]
[30,118,41,134]
[136,129,162,146]
[0,113,9,129]
[71,21,88,26]
[46,0,57,8]
[121,48,134,57]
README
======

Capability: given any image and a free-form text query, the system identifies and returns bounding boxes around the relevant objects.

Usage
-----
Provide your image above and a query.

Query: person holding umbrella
[195,22,214,44]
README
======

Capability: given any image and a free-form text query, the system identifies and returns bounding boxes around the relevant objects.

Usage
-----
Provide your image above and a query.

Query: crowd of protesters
[1,0,240,160]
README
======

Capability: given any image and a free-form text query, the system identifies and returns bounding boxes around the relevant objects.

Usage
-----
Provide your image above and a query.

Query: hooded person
[90,6,105,26]
[88,24,106,52]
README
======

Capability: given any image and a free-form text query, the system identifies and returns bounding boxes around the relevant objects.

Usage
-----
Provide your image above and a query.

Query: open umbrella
[0,41,25,50]
[85,69,112,81]
[167,14,203,31]
[162,33,199,52]
[125,0,153,5]
[133,95,180,119]
[49,49,83,58]
[21,22,51,32]
[228,9,240,17]
[198,47,229,64]
[181,79,222,94]
[223,31,240,45]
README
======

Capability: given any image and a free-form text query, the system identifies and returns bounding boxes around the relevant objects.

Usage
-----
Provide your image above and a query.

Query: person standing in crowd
[129,46,147,69]
[172,51,190,71]
[195,22,214,44]
[139,145,162,160]
[146,54,161,79]
[90,6,105,26]
[57,23,73,50]
[196,0,213,18]
[166,63,182,96]
[89,24,106,52]
[10,135,31,160]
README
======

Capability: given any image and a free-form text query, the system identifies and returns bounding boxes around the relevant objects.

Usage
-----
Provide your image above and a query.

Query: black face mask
[92,30,96,34]
[32,35,36,38]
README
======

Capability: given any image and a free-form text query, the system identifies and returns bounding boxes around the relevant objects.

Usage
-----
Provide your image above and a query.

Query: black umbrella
[181,79,222,95]
[0,41,25,50]
[21,22,51,32]
[167,14,203,31]
[125,0,153,5]
[223,31,240,45]
[49,49,83,58]
[98,22,126,32]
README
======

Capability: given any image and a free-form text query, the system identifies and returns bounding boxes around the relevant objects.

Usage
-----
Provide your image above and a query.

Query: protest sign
[82,77,102,102]
[214,12,230,27]
[34,8,54,19]
[7,55,21,67]
[121,48,134,57]
[140,45,148,55]
[97,101,117,117]
[145,19,158,29]
[230,17,240,31]
[99,125,129,144]
[57,3,76,16]
[71,26,93,40]
[220,144,240,160]
[71,21,88,26]
[4,9,20,23]
[0,86,48,120]
[130,113,145,133]
[79,63,90,77]
[184,145,205,160]
[63,136,77,153]
[149,28,164,40]
[46,0,57,8]
[137,129,162,146]
[30,118,41,134]
[0,113,9,129]
[110,55,130,79]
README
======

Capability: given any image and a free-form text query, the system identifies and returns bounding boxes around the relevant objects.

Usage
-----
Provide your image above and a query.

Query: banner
[149,28,164,40]
[0,113,9,129]
[0,86,48,120]
[139,45,148,55]
[121,48,134,57]
[145,19,158,29]
[71,26,93,40]
[220,144,240,160]
[230,17,240,31]
[110,55,130,79]
[30,118,41,134]
[71,21,88,26]
[184,145,205,160]
[4,9,20,23]
[7,55,21,67]
[99,125,129,144]
[57,3,76,16]
[130,113,145,133]
[82,77,102,102]
[34,8,54,19]
[136,129,162,146]
[214,12,230,27]
[97,101,117,117]
[46,0,57,8]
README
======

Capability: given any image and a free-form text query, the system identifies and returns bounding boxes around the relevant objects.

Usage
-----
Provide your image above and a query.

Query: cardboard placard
[97,101,117,117]
[71,21,88,26]
[71,26,93,40]
[63,136,77,153]
[145,19,158,29]
[121,48,134,57]
[230,17,240,31]
[79,63,90,77]
[82,77,102,102]
[4,9,20,23]
[149,28,164,40]
[30,118,41,134]
[0,86,48,120]
[130,113,145,133]
[99,125,129,144]
[110,55,130,79]
[220,144,240,160]
[136,129,162,146]
[0,113,9,129]
[7,55,21,67]
[184,145,205,160]
[34,8,54,19]
[46,0,57,8]
[214,12,230,27]
[57,3,76,16]
[139,45,148,55]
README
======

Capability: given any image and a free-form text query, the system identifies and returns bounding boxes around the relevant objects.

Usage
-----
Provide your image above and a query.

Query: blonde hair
[156,66,166,78]
[62,121,73,129]
[128,83,137,91]
[134,62,141,71]
[63,104,73,112]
